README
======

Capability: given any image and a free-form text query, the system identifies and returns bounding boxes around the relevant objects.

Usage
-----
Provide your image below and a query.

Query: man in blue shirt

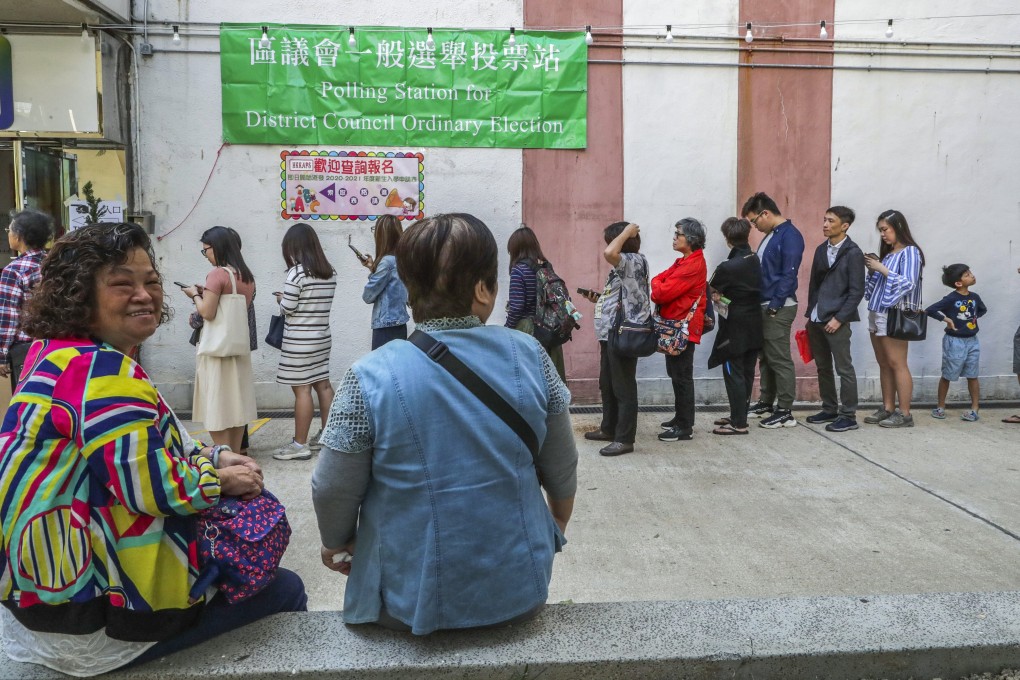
[741,192,805,429]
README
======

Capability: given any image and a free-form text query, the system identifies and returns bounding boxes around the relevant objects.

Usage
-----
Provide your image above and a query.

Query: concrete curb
[5,591,1013,679]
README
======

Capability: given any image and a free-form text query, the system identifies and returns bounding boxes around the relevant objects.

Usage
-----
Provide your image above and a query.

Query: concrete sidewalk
[183,405,1020,612]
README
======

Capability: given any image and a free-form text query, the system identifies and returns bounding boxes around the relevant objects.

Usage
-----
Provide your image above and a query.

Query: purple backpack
[190,490,291,604]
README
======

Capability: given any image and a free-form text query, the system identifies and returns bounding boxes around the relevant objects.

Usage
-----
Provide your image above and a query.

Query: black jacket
[707,245,763,369]
[805,237,865,324]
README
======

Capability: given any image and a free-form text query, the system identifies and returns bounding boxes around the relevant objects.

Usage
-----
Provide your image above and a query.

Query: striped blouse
[505,262,537,329]
[0,338,220,642]
[865,246,923,312]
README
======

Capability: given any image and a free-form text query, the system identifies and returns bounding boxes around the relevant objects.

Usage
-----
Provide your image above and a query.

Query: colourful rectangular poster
[281,150,424,221]
[221,25,587,149]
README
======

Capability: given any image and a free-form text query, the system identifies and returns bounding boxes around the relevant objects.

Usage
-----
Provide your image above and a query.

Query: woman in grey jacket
[362,215,410,349]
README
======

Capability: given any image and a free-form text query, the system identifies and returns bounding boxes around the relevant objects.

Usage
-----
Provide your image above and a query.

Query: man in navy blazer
[804,206,866,432]
[742,192,805,429]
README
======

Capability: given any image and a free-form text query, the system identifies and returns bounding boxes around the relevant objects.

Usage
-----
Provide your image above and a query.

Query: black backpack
[530,260,580,349]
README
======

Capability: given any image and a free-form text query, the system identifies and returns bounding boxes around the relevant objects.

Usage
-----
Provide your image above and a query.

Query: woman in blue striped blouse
[863,210,925,428]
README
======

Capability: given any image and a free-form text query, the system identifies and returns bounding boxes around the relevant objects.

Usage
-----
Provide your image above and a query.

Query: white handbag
[197,267,250,357]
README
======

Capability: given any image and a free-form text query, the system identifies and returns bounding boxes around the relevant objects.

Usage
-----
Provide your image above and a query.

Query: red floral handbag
[189,490,292,604]
[653,297,701,356]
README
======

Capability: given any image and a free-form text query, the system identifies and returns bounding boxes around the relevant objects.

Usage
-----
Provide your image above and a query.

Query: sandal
[712,424,749,435]
[713,417,731,426]
[1002,414,1020,424]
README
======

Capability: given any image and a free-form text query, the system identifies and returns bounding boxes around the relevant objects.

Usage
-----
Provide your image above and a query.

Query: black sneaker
[806,411,839,424]
[825,416,859,432]
[660,418,677,430]
[759,409,797,429]
[748,401,774,419]
[657,426,693,442]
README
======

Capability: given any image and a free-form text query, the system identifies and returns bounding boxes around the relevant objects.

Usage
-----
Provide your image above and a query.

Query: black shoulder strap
[408,330,540,458]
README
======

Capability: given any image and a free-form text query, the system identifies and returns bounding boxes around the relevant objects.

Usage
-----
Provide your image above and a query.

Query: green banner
[220,24,587,148]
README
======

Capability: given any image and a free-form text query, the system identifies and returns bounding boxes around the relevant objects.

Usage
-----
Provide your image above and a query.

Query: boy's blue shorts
[942,334,980,381]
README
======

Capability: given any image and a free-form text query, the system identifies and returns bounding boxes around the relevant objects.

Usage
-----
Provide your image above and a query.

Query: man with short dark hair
[804,206,865,432]
[741,192,804,429]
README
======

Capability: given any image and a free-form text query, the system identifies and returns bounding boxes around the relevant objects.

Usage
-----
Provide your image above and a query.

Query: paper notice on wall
[68,200,124,229]
[281,150,423,221]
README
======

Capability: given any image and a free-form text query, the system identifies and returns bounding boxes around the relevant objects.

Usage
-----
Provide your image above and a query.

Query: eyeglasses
[200,246,212,256]
[673,231,685,239]
[749,212,765,226]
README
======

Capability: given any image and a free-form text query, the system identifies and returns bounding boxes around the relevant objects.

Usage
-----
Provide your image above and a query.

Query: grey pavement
[183,405,1020,612]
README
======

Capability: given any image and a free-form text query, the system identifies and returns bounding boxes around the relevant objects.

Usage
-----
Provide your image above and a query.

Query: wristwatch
[767,308,779,317]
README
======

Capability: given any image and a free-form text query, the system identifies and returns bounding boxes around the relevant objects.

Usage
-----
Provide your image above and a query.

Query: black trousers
[664,343,696,431]
[722,349,759,429]
[7,341,31,393]
[372,323,408,350]
[599,341,638,444]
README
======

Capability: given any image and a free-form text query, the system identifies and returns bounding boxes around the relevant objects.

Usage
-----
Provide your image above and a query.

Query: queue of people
[0,202,1006,674]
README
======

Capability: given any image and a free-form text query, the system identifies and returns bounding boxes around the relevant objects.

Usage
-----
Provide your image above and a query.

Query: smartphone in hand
[576,287,596,298]
[173,281,189,288]
[348,235,369,264]
[864,253,879,260]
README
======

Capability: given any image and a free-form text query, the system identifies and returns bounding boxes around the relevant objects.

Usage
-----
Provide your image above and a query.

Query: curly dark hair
[22,222,170,339]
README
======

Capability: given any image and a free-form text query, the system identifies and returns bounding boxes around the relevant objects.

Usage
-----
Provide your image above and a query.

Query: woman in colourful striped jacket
[0,223,306,676]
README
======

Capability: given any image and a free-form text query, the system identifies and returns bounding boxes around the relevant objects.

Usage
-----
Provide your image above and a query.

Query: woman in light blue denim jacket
[362,215,409,349]
[314,213,577,635]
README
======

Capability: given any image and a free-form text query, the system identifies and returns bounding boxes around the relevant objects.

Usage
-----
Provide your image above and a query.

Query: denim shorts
[868,310,888,337]
[942,334,980,381]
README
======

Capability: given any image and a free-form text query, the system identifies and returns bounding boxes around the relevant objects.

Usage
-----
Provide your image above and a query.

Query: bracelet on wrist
[210,444,232,468]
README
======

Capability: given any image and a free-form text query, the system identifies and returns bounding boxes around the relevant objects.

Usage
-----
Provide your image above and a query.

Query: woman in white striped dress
[273,223,337,461]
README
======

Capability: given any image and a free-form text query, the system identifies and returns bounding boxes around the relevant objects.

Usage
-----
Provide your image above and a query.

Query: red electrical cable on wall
[155,142,229,242]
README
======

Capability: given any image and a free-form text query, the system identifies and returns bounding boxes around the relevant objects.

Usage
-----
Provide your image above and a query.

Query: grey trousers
[806,320,858,416]
[758,305,798,410]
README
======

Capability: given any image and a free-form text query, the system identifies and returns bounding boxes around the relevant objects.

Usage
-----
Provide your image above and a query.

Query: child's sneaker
[930,407,946,419]
[961,410,979,422]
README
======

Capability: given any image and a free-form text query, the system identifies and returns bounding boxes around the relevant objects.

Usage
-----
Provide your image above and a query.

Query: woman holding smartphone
[863,210,924,428]
[273,223,337,461]
[362,215,409,349]
[183,226,257,454]
[579,221,651,457]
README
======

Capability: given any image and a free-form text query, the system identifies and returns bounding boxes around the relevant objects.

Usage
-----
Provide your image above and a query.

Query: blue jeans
[129,568,307,667]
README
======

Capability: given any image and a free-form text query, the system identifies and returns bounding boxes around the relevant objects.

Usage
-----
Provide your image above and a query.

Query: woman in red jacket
[651,218,708,442]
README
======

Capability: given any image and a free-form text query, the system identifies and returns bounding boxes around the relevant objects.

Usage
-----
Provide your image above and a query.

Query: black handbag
[609,306,657,358]
[887,301,927,341]
[265,314,285,349]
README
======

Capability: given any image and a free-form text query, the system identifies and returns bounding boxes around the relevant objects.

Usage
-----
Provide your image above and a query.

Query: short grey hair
[9,209,53,250]
[675,217,706,251]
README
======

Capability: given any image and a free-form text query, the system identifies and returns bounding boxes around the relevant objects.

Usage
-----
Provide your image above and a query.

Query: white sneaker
[273,439,312,461]
[309,428,323,451]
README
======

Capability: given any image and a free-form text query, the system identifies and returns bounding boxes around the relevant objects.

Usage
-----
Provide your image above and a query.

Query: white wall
[137,0,524,409]
[833,0,1020,401]
[622,1,741,403]
[134,0,1020,407]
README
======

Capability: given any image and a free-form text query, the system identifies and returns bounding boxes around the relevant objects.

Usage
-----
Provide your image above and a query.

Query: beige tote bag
[197,267,250,357]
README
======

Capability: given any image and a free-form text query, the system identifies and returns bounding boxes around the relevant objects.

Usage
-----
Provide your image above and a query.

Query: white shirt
[810,236,848,322]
